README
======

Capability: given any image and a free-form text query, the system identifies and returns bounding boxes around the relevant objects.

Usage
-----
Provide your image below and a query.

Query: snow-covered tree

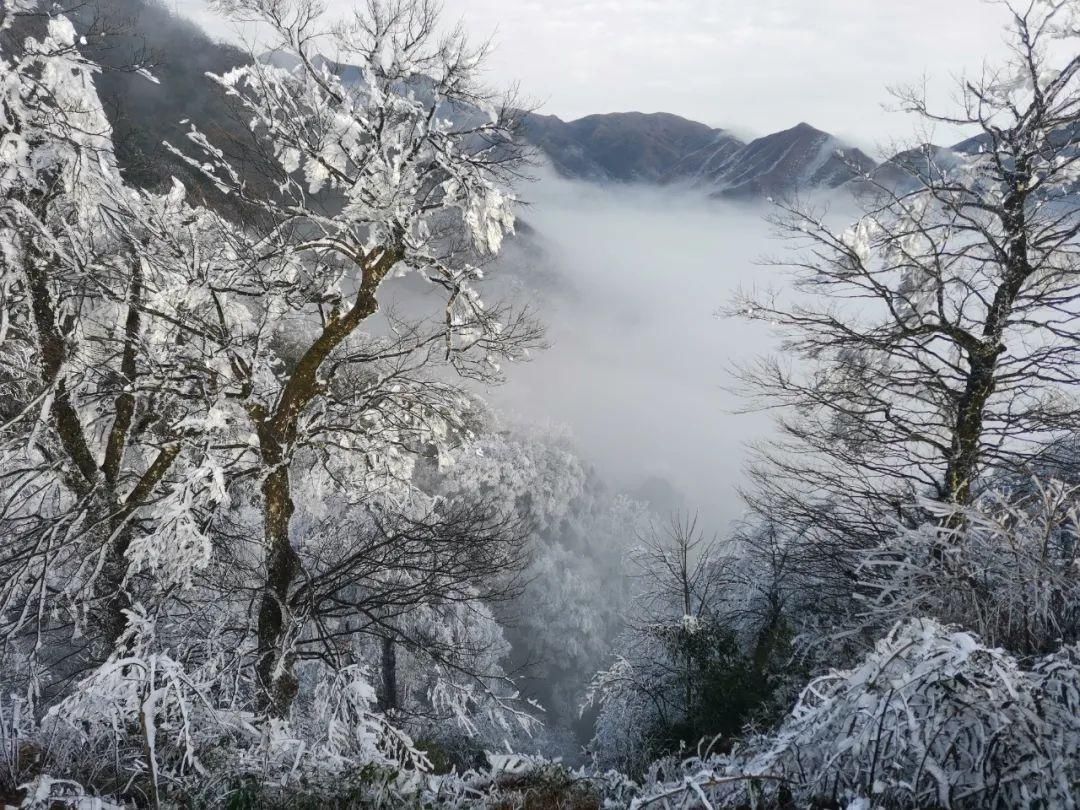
[427,423,647,739]
[1,1,546,801]
[737,0,1080,563]
[586,518,770,774]
[164,0,540,716]
[0,1,244,695]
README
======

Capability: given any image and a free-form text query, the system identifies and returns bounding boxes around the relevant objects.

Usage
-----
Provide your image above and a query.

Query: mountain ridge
[525,112,878,199]
[73,0,970,205]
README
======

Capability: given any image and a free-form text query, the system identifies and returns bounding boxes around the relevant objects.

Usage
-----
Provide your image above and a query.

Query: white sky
[177,0,1015,154]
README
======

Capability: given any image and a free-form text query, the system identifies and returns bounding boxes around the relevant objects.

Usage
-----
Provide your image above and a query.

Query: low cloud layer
[476,171,782,532]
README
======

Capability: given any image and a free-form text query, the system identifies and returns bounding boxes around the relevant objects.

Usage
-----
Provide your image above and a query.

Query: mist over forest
[479,173,777,529]
[3,0,1080,808]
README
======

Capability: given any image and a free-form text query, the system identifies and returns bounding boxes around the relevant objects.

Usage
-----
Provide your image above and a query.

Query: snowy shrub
[858,478,1080,655]
[414,752,640,810]
[6,609,433,807]
[639,618,1080,809]
[583,653,666,775]
[15,777,126,810]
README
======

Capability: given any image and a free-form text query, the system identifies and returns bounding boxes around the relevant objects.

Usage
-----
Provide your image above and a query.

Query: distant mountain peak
[524,111,876,199]
[523,110,740,184]
[681,121,872,198]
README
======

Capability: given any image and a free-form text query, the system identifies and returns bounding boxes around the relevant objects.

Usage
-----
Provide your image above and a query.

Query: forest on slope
[2,0,1080,808]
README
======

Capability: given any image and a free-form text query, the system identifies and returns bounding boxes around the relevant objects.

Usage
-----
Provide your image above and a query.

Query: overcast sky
[177,0,1014,153]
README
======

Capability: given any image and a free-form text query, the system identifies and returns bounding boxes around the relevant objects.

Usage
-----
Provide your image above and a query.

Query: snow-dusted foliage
[2,609,429,806]
[0,0,241,687]
[427,423,648,734]
[433,425,590,534]
[9,0,1080,805]
[0,0,546,803]
[169,0,531,376]
[153,0,542,719]
[859,477,1080,655]
[586,481,1080,791]
[634,618,1080,810]
[584,641,673,775]
[585,518,773,774]
[0,8,113,192]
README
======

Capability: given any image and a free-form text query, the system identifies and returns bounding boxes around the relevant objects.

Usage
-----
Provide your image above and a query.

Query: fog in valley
[382,166,784,528]
[482,171,779,531]
[377,170,786,747]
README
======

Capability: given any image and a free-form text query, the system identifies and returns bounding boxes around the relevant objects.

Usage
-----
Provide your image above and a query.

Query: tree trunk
[942,180,1030,506]
[97,523,135,651]
[378,635,398,713]
[255,451,301,716]
[248,244,401,717]
[27,249,134,657]
[943,350,999,505]
[751,602,785,677]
